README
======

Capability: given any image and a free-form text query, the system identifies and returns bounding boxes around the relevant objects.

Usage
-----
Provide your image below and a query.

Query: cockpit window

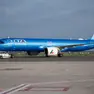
[0,40,4,44]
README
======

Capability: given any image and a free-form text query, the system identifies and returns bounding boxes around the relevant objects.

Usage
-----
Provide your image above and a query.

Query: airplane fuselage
[0,38,94,52]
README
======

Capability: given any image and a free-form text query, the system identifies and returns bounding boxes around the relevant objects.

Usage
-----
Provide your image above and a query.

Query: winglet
[91,34,94,40]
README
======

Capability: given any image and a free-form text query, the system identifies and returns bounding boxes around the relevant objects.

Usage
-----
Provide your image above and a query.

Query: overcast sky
[0,0,94,38]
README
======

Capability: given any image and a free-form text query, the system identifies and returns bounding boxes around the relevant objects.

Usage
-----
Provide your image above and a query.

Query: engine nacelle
[45,47,62,57]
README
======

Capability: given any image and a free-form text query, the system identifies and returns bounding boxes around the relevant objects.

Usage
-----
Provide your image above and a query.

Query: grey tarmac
[0,56,94,62]
[0,57,94,94]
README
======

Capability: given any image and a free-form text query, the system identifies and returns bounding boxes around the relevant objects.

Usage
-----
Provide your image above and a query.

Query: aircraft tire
[58,53,63,57]
[45,54,49,57]
[10,54,14,58]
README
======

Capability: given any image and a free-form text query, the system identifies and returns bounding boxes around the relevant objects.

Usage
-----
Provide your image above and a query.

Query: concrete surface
[0,59,94,94]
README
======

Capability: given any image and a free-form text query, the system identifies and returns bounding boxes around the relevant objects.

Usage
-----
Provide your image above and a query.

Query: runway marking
[0,84,31,94]
[20,86,70,92]
[19,79,94,92]
[63,87,70,91]
[1,79,94,94]
[23,79,94,86]
[20,86,32,91]
[0,88,3,92]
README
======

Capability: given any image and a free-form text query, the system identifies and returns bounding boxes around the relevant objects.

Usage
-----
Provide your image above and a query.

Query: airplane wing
[56,44,84,50]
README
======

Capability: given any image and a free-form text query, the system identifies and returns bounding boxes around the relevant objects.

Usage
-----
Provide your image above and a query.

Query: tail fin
[91,34,94,40]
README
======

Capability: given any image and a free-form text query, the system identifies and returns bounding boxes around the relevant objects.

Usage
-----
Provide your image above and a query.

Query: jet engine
[44,47,62,57]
